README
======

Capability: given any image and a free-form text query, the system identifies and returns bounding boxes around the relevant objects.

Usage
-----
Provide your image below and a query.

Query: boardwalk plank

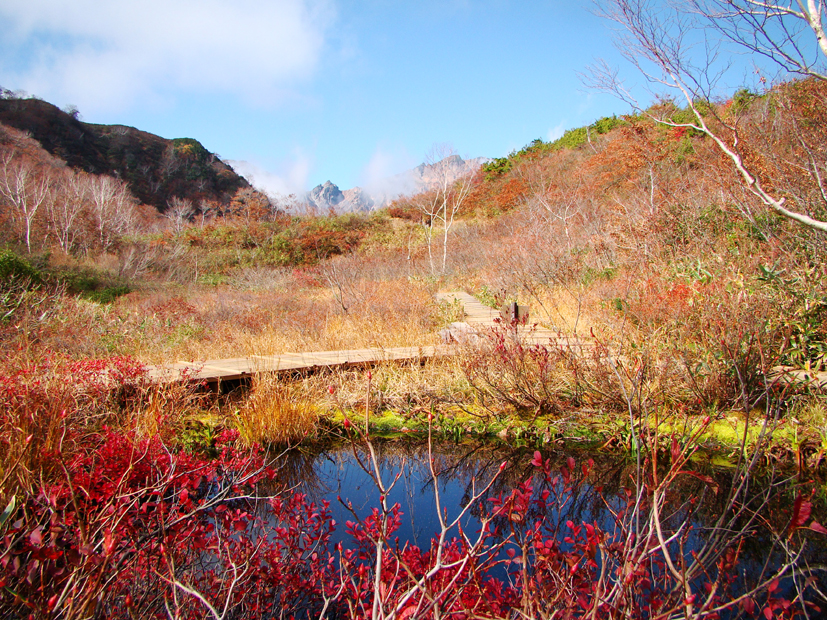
[145,292,582,385]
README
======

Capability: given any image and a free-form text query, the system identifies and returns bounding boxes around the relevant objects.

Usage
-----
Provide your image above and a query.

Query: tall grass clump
[235,374,319,446]
[0,357,143,497]
[0,365,76,499]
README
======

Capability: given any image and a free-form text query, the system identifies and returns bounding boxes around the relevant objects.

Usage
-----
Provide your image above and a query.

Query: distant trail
[145,291,584,387]
[435,291,587,346]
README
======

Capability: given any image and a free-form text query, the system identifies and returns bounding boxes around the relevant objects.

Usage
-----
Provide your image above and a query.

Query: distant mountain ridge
[0,97,249,211]
[0,95,486,216]
[305,155,489,213]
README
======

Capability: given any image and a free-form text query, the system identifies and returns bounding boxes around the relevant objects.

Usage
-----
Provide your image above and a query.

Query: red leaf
[29,527,43,546]
[26,559,39,584]
[103,529,116,556]
[531,451,543,468]
[763,606,773,619]
[398,606,418,620]
[567,456,576,471]
[809,520,827,535]
[677,470,719,494]
[789,493,812,537]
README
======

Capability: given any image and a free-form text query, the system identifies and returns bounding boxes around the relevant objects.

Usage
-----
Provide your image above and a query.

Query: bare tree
[46,169,88,254]
[0,150,51,252]
[87,174,138,252]
[413,144,476,275]
[165,196,195,234]
[229,187,274,224]
[518,155,585,251]
[589,0,827,232]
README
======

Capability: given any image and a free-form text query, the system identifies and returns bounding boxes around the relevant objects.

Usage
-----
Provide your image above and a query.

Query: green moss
[710,454,737,468]
[176,415,222,456]
[700,417,763,446]
[371,412,409,433]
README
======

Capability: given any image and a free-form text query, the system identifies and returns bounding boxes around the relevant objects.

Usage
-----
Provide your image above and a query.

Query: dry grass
[0,369,75,498]
[234,373,320,446]
[520,285,607,339]
[312,355,472,417]
[128,381,211,440]
[91,275,441,364]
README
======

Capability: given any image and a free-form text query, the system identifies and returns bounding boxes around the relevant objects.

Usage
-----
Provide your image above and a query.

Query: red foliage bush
[1,428,815,619]
[0,428,336,619]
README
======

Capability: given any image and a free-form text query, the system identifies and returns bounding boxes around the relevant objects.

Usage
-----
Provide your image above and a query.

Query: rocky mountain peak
[307,180,345,211]
[283,155,489,214]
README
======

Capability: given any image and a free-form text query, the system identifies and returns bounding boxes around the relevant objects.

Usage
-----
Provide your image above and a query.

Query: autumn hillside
[0,96,249,211]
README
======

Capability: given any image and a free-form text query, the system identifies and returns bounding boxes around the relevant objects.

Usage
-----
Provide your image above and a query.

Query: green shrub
[48,266,131,304]
[0,250,42,288]
[83,285,131,304]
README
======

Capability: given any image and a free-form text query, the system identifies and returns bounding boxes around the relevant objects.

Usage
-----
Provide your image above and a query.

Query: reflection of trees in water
[265,445,325,495]
[270,440,643,542]
[266,438,826,591]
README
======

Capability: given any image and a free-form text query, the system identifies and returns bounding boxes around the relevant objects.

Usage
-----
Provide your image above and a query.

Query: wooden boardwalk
[435,291,588,348]
[769,366,827,389]
[146,345,453,384]
[147,291,580,385]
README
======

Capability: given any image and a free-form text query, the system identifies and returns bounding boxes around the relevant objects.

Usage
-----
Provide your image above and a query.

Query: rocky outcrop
[341,187,375,212]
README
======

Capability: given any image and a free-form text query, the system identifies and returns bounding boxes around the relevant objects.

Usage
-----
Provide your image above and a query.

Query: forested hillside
[0,95,249,211]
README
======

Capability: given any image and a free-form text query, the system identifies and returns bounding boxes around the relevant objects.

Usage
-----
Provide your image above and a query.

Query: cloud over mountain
[303,154,488,213]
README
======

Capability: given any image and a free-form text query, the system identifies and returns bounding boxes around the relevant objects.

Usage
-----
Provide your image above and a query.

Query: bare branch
[591,0,827,231]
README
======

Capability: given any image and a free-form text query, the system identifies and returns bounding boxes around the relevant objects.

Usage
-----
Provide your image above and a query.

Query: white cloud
[0,0,335,113]
[577,92,594,116]
[358,144,418,199]
[229,151,312,198]
[547,121,566,142]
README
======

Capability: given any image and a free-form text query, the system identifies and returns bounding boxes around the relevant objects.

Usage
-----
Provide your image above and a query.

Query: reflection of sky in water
[300,442,669,551]
[273,440,827,607]
[307,446,496,549]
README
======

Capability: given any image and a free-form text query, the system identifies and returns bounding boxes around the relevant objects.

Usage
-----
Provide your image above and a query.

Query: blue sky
[0,1,748,196]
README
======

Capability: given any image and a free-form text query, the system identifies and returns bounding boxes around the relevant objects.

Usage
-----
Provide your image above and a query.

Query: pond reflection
[265,436,826,614]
